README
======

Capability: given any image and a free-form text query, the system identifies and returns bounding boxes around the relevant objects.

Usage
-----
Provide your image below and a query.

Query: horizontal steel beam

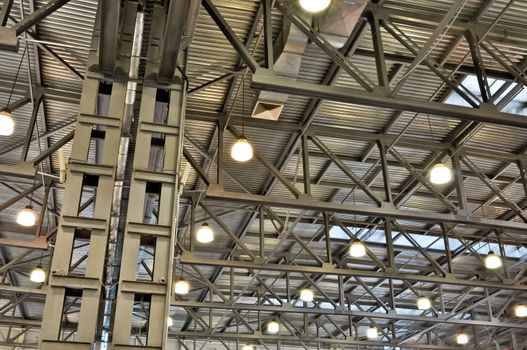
[0,317,41,327]
[251,69,527,129]
[172,331,464,350]
[205,187,527,234]
[0,284,47,295]
[365,3,527,45]
[172,300,527,329]
[186,110,527,163]
[180,252,526,291]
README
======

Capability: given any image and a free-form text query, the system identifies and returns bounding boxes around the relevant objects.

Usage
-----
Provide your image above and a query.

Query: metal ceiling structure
[0,0,526,349]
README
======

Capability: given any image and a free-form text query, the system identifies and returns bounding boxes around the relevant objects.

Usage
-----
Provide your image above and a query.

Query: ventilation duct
[252,16,308,121]
[252,0,366,121]
[318,0,367,49]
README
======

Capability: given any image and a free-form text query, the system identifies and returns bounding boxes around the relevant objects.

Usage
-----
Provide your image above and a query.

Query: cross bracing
[0,0,526,349]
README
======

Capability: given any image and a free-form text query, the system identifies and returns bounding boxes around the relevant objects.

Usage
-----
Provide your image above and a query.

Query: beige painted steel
[112,4,184,349]
[39,3,137,349]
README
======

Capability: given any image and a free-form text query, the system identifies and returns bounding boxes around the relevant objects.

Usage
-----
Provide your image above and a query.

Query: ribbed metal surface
[0,0,526,346]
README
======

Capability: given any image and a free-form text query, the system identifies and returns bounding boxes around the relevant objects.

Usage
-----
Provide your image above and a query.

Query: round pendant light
[417,296,432,310]
[174,279,190,295]
[0,111,14,136]
[299,0,331,13]
[349,241,366,258]
[456,333,469,345]
[514,304,527,318]
[484,251,502,269]
[17,205,36,227]
[196,222,214,243]
[299,288,314,302]
[266,320,280,334]
[167,316,174,327]
[30,266,46,283]
[366,326,378,339]
[429,163,452,185]
[231,136,253,162]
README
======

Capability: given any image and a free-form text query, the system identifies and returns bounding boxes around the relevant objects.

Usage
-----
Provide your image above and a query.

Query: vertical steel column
[111,4,185,349]
[39,2,136,349]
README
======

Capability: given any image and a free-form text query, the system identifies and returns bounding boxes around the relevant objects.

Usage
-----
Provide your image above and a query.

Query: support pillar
[39,2,137,349]
[111,4,186,349]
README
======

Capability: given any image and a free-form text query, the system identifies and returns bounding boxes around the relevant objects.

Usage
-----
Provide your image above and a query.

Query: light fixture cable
[242,77,245,137]
[427,114,434,141]
[5,46,27,109]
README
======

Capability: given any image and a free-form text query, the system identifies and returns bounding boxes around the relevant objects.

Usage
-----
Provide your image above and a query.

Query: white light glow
[231,136,253,162]
[167,316,174,327]
[349,241,366,258]
[514,304,527,318]
[0,111,14,136]
[485,251,502,269]
[267,320,280,333]
[17,205,36,227]
[417,297,432,310]
[299,288,314,302]
[242,345,255,350]
[429,163,452,185]
[196,223,214,243]
[30,266,46,283]
[174,279,190,295]
[456,333,469,345]
[366,326,378,340]
[299,0,331,13]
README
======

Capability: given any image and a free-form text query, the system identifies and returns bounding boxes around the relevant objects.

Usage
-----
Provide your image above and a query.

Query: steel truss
[174,1,527,350]
[0,0,526,349]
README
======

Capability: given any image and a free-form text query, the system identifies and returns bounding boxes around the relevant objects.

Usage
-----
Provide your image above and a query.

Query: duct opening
[252,100,285,121]
[252,0,366,121]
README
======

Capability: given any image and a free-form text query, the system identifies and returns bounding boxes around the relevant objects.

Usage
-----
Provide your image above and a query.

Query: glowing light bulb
[242,345,255,350]
[485,251,502,269]
[231,136,253,162]
[456,333,469,345]
[299,0,331,13]
[17,205,36,227]
[429,163,452,185]
[267,320,280,333]
[349,241,366,258]
[174,279,190,295]
[299,288,314,302]
[417,296,432,310]
[366,326,378,339]
[196,223,214,243]
[30,266,46,283]
[514,304,527,318]
[0,110,14,136]
[167,316,174,327]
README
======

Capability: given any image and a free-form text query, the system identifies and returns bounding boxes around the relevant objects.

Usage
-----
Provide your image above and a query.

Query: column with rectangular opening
[39,2,138,349]
[111,4,185,349]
